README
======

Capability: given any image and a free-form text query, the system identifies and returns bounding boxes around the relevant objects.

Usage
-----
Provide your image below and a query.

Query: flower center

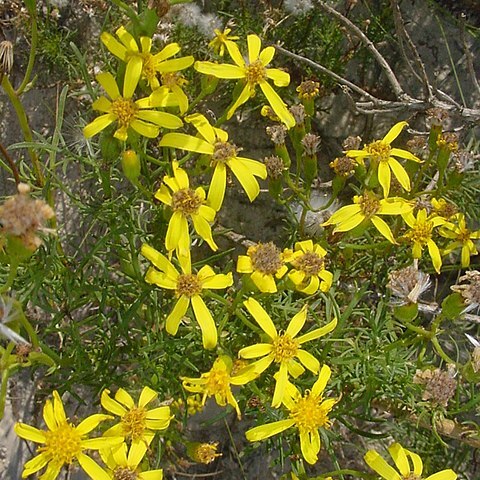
[111,97,138,128]
[289,392,331,433]
[171,188,203,215]
[176,273,202,297]
[249,242,282,275]
[457,226,472,243]
[365,140,391,162]
[161,72,186,88]
[403,475,422,480]
[293,252,324,276]
[192,442,222,464]
[205,368,230,397]
[212,141,238,164]
[245,59,266,86]
[357,193,380,218]
[39,421,82,466]
[114,467,138,480]
[271,333,299,362]
[121,406,147,441]
[141,53,156,84]
[405,220,433,246]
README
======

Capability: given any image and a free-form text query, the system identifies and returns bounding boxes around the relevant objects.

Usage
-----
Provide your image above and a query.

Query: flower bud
[121,150,141,183]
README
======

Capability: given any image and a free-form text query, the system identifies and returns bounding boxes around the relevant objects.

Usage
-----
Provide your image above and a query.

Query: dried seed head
[0,40,13,75]
[266,125,287,145]
[148,0,170,17]
[343,135,362,151]
[413,366,457,407]
[248,242,283,275]
[264,155,285,180]
[406,135,427,156]
[426,107,450,128]
[387,263,431,305]
[330,156,356,178]
[301,133,321,156]
[451,271,480,312]
[452,149,476,173]
[0,183,55,250]
[289,104,306,125]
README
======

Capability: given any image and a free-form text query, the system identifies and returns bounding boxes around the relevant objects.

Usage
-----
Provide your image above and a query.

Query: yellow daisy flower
[287,240,333,294]
[402,209,448,273]
[246,364,337,464]
[182,355,258,419]
[209,27,239,56]
[346,121,422,197]
[83,68,183,142]
[101,386,172,446]
[238,298,337,407]
[159,113,267,211]
[440,213,480,267]
[14,390,122,480]
[101,26,194,90]
[237,241,293,293]
[150,71,190,114]
[195,34,295,128]
[154,161,218,256]
[81,442,163,480]
[141,244,233,349]
[322,191,413,244]
[364,442,457,480]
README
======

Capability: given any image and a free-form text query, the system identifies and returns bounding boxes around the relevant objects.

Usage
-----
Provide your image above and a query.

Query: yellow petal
[246,419,295,441]
[124,56,143,98]
[22,452,49,476]
[140,469,164,480]
[153,42,181,62]
[145,405,171,421]
[82,435,123,450]
[140,36,152,54]
[130,119,159,138]
[116,26,139,52]
[371,215,396,244]
[236,255,253,273]
[425,471,457,480]
[238,343,273,359]
[136,111,183,129]
[166,296,190,335]
[207,163,227,211]
[297,349,320,374]
[139,386,158,408]
[33,462,61,480]
[52,391,67,425]
[286,305,308,338]
[97,72,120,99]
[272,362,289,407]
[14,423,46,443]
[364,450,402,480]
[77,452,110,480]
[300,275,320,295]
[388,157,411,191]
[191,295,218,349]
[247,34,262,62]
[266,68,290,87]
[228,158,261,202]
[201,271,233,289]
[297,317,337,344]
[42,398,56,431]
[388,443,410,477]
[165,212,189,253]
[227,83,253,119]
[427,239,442,273]
[383,121,408,144]
[225,41,245,68]
[299,430,320,465]
[244,297,277,339]
[101,389,127,416]
[115,388,135,408]
[76,414,112,436]
[141,244,178,278]
[127,441,147,468]
[191,214,218,251]
[312,364,332,396]
[92,96,112,112]
[391,147,422,162]
[251,270,277,293]
[194,61,245,79]
[378,160,391,198]
[101,31,127,61]
[259,46,275,66]
[324,204,362,227]
[259,81,295,128]
[83,114,116,139]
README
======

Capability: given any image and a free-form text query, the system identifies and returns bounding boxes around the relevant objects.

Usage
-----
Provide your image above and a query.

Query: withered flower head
[387,262,431,305]
[451,271,480,313]
[413,366,457,407]
[301,133,321,156]
[264,155,285,180]
[266,125,287,145]
[289,104,306,125]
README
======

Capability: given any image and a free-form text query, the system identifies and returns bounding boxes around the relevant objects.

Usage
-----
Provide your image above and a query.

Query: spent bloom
[364,442,457,480]
[83,68,182,141]
[402,209,448,273]
[287,240,333,294]
[237,241,293,293]
[14,390,121,480]
[159,113,267,211]
[238,297,337,407]
[439,213,480,268]
[246,365,337,464]
[413,366,457,407]
[387,261,431,305]
[154,161,218,255]
[450,270,480,313]
[101,386,172,446]
[141,244,232,349]
[323,191,412,244]
[195,34,295,127]
[0,183,54,251]
[182,355,257,419]
[346,121,422,197]
[101,26,194,90]
[187,442,222,464]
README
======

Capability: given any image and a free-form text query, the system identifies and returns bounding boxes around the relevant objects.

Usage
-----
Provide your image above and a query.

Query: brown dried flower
[413,366,457,407]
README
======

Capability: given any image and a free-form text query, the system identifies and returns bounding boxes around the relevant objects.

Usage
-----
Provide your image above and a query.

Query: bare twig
[315,0,408,100]
[0,141,20,186]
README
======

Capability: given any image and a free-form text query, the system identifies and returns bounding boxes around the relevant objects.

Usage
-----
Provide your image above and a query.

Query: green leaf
[394,303,419,322]
[441,292,465,320]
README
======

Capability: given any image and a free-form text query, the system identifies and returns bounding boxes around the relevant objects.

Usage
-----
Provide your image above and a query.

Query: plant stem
[16,10,38,96]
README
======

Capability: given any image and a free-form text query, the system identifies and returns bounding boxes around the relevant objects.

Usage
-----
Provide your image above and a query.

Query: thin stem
[0,140,20,185]
[1,76,44,186]
[16,10,38,96]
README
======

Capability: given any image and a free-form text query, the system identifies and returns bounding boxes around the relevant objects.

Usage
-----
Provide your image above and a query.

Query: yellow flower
[322,191,413,244]
[182,355,257,419]
[141,244,233,349]
[238,298,337,407]
[187,441,222,464]
[150,71,190,114]
[237,241,293,293]
[364,442,457,480]
[287,240,333,294]
[246,365,336,464]
[195,34,295,128]
[440,213,480,267]
[154,161,218,255]
[346,121,422,197]
[101,386,172,446]
[159,113,267,211]
[14,390,122,480]
[82,442,164,480]
[101,26,194,90]
[402,209,448,273]
[209,27,239,56]
[83,69,183,141]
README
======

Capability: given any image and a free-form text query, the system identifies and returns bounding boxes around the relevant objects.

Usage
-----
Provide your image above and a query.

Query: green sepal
[302,154,318,187]
[100,131,122,163]
[394,303,419,322]
[332,175,346,197]
[441,292,465,320]
[428,124,442,153]
[5,236,35,263]
[268,178,283,199]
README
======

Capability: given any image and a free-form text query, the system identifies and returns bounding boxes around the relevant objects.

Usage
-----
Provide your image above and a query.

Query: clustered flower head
[413,366,457,407]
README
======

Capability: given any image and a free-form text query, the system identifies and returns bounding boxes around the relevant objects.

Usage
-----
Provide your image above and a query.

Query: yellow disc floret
[176,273,202,298]
[171,188,203,215]
[249,242,282,275]
[245,59,267,85]
[365,140,391,163]
[289,392,331,433]
[40,421,82,465]
[111,97,138,129]
[121,406,147,441]
[271,333,299,362]
[113,467,138,480]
